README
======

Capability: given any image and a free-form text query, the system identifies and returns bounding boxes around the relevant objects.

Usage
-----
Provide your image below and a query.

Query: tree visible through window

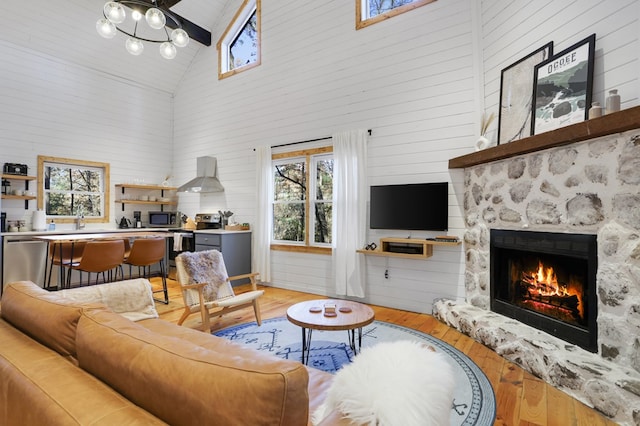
[356,0,436,30]
[217,0,261,79]
[38,156,110,223]
[229,10,257,71]
[272,149,333,251]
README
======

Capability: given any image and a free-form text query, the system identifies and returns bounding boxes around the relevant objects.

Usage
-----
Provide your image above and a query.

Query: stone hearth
[436,128,640,425]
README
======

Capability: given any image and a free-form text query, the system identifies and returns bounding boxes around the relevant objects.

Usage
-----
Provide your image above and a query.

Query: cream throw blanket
[56,278,158,321]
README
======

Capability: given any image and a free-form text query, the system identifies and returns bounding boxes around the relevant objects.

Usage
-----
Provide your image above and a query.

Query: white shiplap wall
[173,0,474,313]
[2,0,638,314]
[481,0,639,140]
[0,39,174,229]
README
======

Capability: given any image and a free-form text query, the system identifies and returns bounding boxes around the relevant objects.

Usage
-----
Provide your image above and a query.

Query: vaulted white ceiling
[1,0,230,93]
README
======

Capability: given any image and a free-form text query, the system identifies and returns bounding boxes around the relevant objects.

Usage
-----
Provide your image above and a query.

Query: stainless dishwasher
[2,236,48,293]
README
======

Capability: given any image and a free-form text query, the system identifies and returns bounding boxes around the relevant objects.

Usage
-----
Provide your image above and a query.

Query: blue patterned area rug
[215,317,496,426]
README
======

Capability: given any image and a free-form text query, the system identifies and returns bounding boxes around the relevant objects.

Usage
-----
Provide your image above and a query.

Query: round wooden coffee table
[286,299,375,365]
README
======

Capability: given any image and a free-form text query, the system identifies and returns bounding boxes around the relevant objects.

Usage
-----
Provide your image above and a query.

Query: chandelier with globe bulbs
[96,0,189,59]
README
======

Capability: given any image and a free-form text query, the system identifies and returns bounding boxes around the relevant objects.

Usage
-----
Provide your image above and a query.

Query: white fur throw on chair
[312,340,455,426]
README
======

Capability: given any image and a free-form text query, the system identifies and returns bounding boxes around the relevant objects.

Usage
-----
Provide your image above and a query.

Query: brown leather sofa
[0,280,337,425]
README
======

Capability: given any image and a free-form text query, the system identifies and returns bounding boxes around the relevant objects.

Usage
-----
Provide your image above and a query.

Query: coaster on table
[324,312,338,318]
[338,307,352,313]
[309,306,322,313]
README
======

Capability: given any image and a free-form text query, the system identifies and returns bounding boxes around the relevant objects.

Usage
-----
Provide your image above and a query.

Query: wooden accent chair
[175,250,264,332]
[67,240,125,287]
[123,238,168,304]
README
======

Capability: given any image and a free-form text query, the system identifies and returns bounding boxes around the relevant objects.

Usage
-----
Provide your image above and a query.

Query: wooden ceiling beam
[131,0,212,46]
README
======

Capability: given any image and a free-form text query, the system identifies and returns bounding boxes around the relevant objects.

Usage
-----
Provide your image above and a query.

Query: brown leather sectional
[0,281,339,425]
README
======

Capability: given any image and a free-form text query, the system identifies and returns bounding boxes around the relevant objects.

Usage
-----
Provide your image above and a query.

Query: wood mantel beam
[449,106,640,169]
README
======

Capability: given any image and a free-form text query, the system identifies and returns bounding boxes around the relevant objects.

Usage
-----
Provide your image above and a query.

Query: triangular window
[217,0,261,79]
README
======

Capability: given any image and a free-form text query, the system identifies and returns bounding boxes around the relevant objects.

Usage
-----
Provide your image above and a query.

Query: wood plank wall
[173,0,474,313]
[0,0,638,315]
[0,41,174,225]
[172,0,639,314]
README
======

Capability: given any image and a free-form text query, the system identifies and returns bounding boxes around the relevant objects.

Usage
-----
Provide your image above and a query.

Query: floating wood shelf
[357,237,461,260]
[449,106,640,169]
[1,174,37,209]
[115,184,178,191]
[115,183,178,211]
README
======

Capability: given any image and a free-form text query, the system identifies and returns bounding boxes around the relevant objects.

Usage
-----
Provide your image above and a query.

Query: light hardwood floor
[151,278,616,426]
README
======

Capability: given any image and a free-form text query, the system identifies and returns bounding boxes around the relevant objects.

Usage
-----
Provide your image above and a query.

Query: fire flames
[519,260,584,321]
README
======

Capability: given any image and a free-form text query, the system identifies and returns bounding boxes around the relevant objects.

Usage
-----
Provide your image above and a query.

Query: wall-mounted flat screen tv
[370,182,448,231]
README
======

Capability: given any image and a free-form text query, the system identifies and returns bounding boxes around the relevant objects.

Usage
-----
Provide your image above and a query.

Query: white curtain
[254,145,272,282]
[332,129,368,297]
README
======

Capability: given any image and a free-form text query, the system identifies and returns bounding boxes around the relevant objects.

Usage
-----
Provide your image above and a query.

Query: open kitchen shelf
[357,237,461,260]
[1,174,37,209]
[115,183,178,211]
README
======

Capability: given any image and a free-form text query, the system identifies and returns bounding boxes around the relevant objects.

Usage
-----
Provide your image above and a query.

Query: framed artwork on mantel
[531,34,596,136]
[497,42,553,145]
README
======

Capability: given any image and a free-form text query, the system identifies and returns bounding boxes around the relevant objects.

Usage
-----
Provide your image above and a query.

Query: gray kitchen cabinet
[194,231,251,285]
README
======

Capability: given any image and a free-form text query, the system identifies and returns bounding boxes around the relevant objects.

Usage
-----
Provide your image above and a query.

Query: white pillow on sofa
[312,340,455,426]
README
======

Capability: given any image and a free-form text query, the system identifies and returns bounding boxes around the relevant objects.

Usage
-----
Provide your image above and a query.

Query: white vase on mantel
[475,136,490,151]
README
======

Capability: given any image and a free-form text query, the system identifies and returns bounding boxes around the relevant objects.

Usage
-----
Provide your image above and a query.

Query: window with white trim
[356,0,436,30]
[217,0,261,79]
[38,156,110,223]
[271,147,333,253]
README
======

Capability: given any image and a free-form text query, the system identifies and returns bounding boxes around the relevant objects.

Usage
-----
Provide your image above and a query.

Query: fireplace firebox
[490,230,597,352]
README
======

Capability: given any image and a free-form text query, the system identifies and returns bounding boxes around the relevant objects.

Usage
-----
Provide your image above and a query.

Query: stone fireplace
[490,229,598,352]
[434,112,640,425]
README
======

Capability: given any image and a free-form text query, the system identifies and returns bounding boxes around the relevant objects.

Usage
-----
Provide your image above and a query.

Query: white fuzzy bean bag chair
[312,340,455,426]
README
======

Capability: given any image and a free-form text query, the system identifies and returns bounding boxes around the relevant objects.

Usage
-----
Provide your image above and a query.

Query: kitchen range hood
[177,156,224,193]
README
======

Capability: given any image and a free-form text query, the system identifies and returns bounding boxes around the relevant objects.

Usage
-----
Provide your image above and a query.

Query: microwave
[148,211,177,227]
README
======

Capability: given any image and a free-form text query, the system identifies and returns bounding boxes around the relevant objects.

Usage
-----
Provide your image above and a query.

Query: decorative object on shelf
[3,163,28,176]
[96,0,190,59]
[605,89,620,114]
[588,101,603,119]
[532,34,596,136]
[218,210,233,228]
[498,42,554,145]
[475,111,495,151]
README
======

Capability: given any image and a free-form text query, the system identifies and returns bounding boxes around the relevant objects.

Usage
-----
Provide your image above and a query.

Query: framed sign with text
[531,34,595,136]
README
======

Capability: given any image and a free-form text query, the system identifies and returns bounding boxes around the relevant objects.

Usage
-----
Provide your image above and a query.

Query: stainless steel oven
[166,231,195,279]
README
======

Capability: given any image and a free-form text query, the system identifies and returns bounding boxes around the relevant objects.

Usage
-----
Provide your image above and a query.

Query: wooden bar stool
[67,240,125,287]
[47,241,87,289]
[124,238,168,304]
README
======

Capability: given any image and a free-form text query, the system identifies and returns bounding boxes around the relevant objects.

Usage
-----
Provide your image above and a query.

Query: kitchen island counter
[1,229,175,294]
